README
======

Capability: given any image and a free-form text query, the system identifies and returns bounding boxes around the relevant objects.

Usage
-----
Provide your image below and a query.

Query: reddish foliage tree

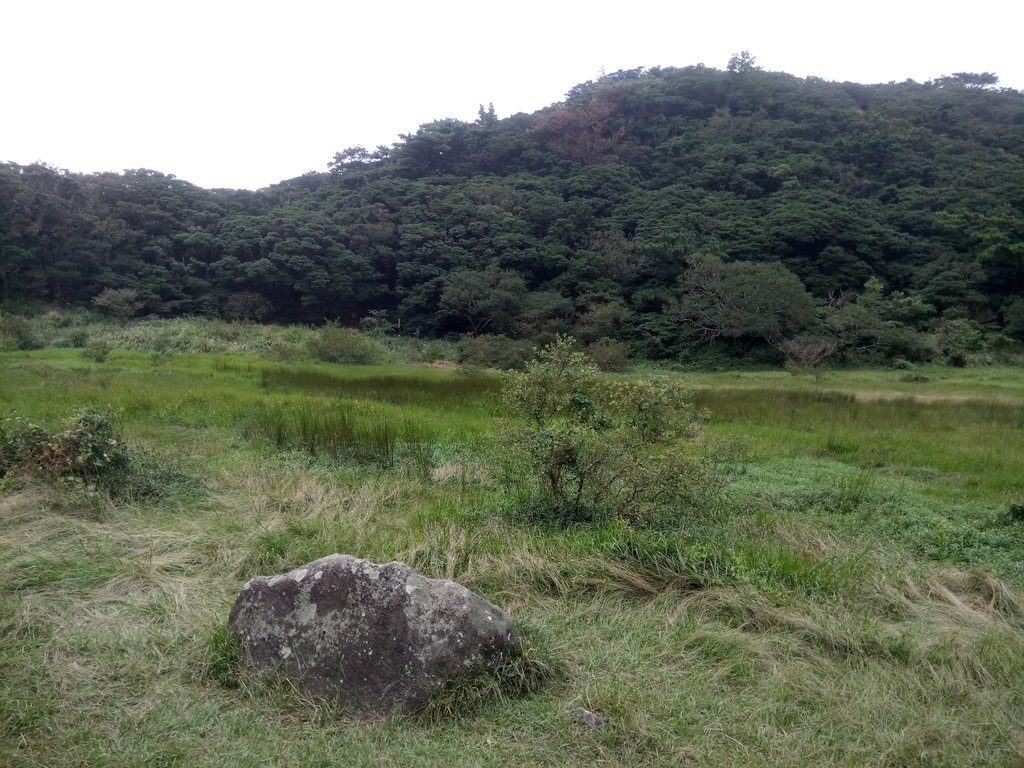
[533,103,624,164]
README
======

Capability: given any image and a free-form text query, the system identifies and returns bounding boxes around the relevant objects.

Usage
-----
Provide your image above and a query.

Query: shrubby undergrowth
[0,410,185,500]
[307,322,385,365]
[458,333,533,370]
[4,308,1023,372]
[499,336,723,528]
[0,411,132,490]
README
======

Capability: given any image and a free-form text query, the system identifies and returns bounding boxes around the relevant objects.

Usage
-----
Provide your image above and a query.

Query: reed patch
[240,401,437,470]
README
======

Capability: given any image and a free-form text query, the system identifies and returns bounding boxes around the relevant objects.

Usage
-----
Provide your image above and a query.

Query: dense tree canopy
[3,63,1023,364]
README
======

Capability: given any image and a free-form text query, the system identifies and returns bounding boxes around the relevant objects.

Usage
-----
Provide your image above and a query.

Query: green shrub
[307,323,383,364]
[80,340,111,363]
[935,318,985,367]
[586,337,630,372]
[0,417,48,476]
[459,334,532,370]
[0,411,188,500]
[91,288,143,318]
[263,341,305,362]
[419,339,457,364]
[0,411,132,492]
[0,331,18,352]
[358,309,398,338]
[0,312,42,350]
[499,335,720,528]
[66,329,89,348]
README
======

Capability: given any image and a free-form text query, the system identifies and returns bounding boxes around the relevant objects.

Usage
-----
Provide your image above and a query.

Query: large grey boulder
[228,554,519,717]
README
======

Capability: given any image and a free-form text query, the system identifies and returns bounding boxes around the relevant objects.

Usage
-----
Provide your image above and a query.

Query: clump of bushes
[585,337,630,372]
[935,317,986,367]
[417,339,459,364]
[499,336,721,528]
[307,323,384,365]
[0,411,186,499]
[458,334,533,370]
[0,411,133,492]
[80,340,112,363]
[0,311,43,351]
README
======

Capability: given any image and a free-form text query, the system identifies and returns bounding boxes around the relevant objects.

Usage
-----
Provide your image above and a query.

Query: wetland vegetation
[2,319,1023,766]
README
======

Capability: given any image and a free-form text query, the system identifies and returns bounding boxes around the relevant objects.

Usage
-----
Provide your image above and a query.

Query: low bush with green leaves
[80,340,111,362]
[0,411,133,492]
[0,410,190,501]
[585,337,630,371]
[0,310,43,351]
[458,334,533,370]
[307,323,384,364]
[500,336,721,527]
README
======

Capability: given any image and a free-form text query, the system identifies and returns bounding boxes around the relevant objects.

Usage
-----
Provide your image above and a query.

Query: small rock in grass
[569,707,607,729]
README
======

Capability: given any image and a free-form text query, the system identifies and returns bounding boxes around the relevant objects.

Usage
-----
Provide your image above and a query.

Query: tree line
[3,61,1024,365]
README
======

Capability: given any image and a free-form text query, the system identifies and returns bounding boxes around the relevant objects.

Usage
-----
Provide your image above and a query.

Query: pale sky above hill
[3,0,1021,190]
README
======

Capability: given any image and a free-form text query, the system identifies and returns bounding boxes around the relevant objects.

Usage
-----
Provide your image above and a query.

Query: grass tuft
[417,622,563,723]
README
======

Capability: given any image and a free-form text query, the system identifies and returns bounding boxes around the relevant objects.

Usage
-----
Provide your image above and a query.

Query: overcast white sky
[3,0,1021,190]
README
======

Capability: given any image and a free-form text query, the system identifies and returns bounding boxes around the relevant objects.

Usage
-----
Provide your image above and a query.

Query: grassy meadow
[2,325,1024,767]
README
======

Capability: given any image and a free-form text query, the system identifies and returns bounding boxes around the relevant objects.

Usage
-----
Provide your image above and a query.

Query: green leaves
[500,336,719,527]
[3,63,1024,360]
[673,256,819,344]
[0,411,132,491]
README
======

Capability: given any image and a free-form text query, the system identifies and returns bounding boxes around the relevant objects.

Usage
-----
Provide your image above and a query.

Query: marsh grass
[241,401,437,470]
[2,347,1024,766]
[817,468,878,515]
[694,387,1024,500]
[260,366,500,407]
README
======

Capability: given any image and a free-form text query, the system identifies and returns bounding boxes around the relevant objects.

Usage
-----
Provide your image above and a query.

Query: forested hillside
[4,62,1024,365]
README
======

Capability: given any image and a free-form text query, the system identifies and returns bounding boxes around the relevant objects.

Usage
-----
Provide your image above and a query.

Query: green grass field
[2,344,1023,767]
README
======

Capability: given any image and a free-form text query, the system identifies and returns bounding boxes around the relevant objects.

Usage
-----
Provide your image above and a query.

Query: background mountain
[3,62,1024,365]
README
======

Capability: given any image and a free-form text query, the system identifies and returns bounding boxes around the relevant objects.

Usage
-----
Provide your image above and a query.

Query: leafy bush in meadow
[0,410,189,499]
[458,334,533,370]
[0,311,42,351]
[0,411,133,492]
[499,336,721,528]
[307,323,384,364]
[80,340,111,362]
[585,337,630,371]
